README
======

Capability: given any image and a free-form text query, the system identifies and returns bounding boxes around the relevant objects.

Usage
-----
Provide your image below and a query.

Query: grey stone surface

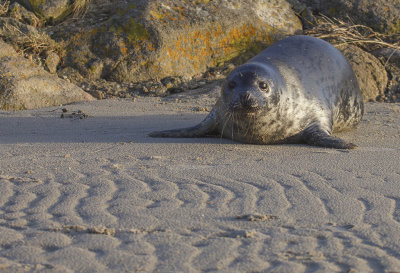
[57,0,301,83]
[339,45,388,101]
[16,0,70,21]
[0,40,94,110]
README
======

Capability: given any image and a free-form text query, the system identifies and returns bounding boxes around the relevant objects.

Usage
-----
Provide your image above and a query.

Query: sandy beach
[0,90,400,272]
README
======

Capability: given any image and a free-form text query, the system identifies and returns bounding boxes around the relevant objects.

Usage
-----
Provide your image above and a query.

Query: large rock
[374,48,400,102]
[0,17,40,43]
[295,0,400,34]
[8,2,42,27]
[0,39,18,58]
[58,0,301,83]
[16,0,70,21]
[0,40,94,110]
[339,45,388,102]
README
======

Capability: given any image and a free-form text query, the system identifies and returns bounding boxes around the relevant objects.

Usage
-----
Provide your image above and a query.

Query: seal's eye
[259,81,269,91]
[228,81,236,89]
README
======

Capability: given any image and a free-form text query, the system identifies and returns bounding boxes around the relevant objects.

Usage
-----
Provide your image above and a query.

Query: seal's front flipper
[149,109,218,138]
[302,126,357,149]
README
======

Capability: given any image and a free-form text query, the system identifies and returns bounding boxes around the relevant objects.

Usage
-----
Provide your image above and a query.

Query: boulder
[0,38,18,58]
[373,48,400,102]
[8,2,42,27]
[16,0,70,21]
[44,51,61,74]
[339,45,388,101]
[0,17,40,43]
[58,0,301,83]
[0,40,94,110]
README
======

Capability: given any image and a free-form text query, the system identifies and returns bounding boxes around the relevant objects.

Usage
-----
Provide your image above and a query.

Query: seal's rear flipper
[149,109,218,138]
[302,127,357,149]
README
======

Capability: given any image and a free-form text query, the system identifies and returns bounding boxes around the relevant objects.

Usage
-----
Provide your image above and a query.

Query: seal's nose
[239,92,250,103]
[239,92,256,108]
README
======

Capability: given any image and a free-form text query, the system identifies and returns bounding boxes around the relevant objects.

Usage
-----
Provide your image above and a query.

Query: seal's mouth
[229,102,260,111]
[229,107,261,116]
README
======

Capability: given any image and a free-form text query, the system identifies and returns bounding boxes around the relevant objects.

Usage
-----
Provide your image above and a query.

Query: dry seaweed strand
[4,23,48,53]
[0,0,9,16]
[305,15,400,56]
[2,23,65,56]
[71,0,91,18]
[0,0,63,56]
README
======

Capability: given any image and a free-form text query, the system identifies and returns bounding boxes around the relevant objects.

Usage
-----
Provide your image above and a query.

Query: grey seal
[149,35,364,149]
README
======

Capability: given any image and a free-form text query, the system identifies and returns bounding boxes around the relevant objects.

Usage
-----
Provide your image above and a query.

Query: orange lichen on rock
[155,20,277,78]
[62,0,301,83]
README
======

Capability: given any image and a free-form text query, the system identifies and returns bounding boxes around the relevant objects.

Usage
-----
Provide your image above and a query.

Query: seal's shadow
[0,113,234,144]
[0,112,359,146]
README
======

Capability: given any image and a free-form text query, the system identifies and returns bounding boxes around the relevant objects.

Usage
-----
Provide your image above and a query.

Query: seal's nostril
[240,92,250,100]
[239,92,255,108]
[239,94,247,105]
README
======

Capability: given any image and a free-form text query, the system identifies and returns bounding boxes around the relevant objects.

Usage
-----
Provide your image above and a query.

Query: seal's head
[222,62,281,116]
